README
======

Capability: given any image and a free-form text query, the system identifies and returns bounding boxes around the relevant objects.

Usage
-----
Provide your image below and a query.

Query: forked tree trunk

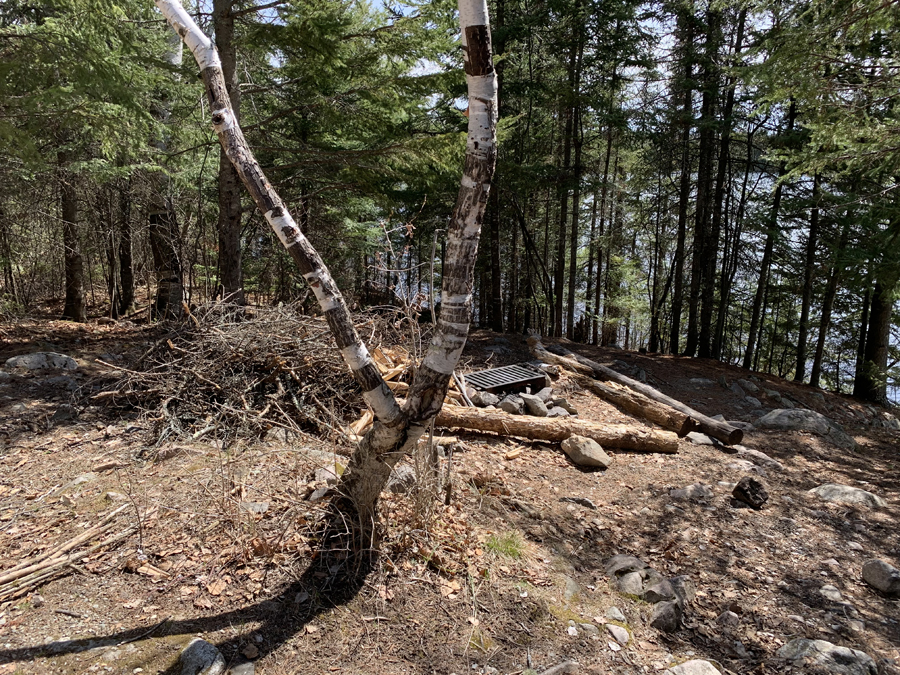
[155,0,498,530]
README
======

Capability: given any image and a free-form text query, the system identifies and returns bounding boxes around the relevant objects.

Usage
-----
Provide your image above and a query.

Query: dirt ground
[0,320,899,675]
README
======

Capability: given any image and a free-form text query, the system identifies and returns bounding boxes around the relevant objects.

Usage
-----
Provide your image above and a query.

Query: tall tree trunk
[669,10,693,355]
[565,33,585,340]
[156,0,498,530]
[855,278,896,404]
[148,198,183,320]
[584,186,599,343]
[853,283,871,392]
[794,172,820,381]
[489,184,503,331]
[810,224,849,388]
[59,153,86,323]
[686,8,720,358]
[117,180,135,315]
[593,129,614,345]
[554,39,577,337]
[213,0,244,304]
[703,8,744,359]
[742,101,796,370]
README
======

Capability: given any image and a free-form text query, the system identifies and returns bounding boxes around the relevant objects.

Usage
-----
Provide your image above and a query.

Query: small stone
[579,623,599,635]
[848,541,864,552]
[605,624,630,645]
[664,660,722,675]
[685,432,717,446]
[241,644,259,659]
[810,484,886,509]
[820,585,843,602]
[743,396,762,408]
[540,661,580,675]
[734,446,784,471]
[477,391,500,407]
[546,406,571,418]
[552,398,578,415]
[689,378,714,386]
[499,396,525,415]
[729,382,745,397]
[669,483,713,501]
[51,404,78,422]
[314,466,339,485]
[737,379,759,394]
[717,610,740,628]
[560,496,596,509]
[4,352,77,370]
[566,625,578,636]
[649,601,682,633]
[31,594,45,608]
[606,607,626,622]
[535,387,554,403]
[861,559,900,596]
[238,501,269,514]
[560,435,612,469]
[180,638,226,675]
[732,476,768,509]
[520,393,549,417]
[777,638,877,675]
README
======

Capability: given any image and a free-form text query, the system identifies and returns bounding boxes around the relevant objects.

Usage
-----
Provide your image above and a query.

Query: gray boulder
[552,398,578,415]
[665,661,722,675]
[616,571,644,596]
[180,638,226,675]
[5,352,77,370]
[755,408,857,449]
[737,379,759,394]
[605,624,630,645]
[670,576,696,606]
[744,396,762,408]
[470,390,500,407]
[560,435,612,469]
[642,579,676,603]
[729,382,746,397]
[535,387,554,403]
[809,484,886,508]
[777,638,877,675]
[520,393,549,417]
[861,559,900,596]
[649,601,682,633]
[499,395,525,415]
[685,432,717,446]
[734,446,784,471]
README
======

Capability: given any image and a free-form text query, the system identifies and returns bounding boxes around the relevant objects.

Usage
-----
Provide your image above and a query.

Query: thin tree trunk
[855,272,898,404]
[566,34,585,340]
[213,0,244,304]
[810,224,849,388]
[743,101,795,370]
[156,0,498,529]
[554,39,577,338]
[686,8,720,357]
[593,129,613,346]
[794,172,820,381]
[489,182,503,331]
[59,152,86,323]
[117,180,134,315]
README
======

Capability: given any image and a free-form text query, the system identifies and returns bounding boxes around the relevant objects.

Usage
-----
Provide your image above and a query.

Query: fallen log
[528,338,742,445]
[582,378,699,438]
[435,404,678,453]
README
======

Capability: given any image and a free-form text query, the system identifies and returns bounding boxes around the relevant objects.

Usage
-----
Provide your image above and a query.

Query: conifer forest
[1,0,899,403]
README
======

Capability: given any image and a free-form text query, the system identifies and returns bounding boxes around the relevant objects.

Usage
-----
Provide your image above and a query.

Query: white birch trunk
[154,0,498,529]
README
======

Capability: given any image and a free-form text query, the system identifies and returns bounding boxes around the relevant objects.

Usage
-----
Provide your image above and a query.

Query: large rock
[642,579,676,603]
[861,559,900,596]
[616,571,644,596]
[471,390,500,407]
[649,601,682,633]
[180,638,226,675]
[732,476,768,509]
[755,408,857,449]
[605,554,646,577]
[520,393,549,417]
[5,352,77,370]
[809,484,886,509]
[665,661,722,675]
[737,379,759,394]
[561,435,612,469]
[777,638,877,675]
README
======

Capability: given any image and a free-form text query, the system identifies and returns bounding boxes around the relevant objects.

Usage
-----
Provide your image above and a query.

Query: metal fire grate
[464,364,547,395]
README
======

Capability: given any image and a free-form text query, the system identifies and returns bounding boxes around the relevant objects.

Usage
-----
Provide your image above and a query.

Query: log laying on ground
[528,338,743,445]
[435,404,679,453]
[582,378,700,437]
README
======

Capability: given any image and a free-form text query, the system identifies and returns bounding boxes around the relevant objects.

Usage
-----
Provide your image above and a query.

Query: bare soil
[1,322,899,675]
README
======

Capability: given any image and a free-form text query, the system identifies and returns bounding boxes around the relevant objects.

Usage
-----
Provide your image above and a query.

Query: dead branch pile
[91,303,426,446]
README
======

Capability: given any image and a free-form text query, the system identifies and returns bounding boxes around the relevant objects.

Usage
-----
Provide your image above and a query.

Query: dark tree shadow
[0,500,377,673]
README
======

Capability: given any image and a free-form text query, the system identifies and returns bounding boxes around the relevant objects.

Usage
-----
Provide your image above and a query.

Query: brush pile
[91,303,426,447]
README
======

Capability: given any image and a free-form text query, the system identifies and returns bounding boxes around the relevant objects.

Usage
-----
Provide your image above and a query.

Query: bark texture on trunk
[529,338,743,445]
[436,404,679,453]
[148,199,183,320]
[582,379,699,437]
[59,155,86,323]
[855,276,898,405]
[156,0,497,527]
[213,0,244,304]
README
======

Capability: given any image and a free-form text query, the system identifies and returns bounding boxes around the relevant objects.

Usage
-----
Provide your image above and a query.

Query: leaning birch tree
[154,0,498,533]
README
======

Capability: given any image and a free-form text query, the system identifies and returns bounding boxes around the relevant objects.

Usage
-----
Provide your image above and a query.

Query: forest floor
[0,317,899,675]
